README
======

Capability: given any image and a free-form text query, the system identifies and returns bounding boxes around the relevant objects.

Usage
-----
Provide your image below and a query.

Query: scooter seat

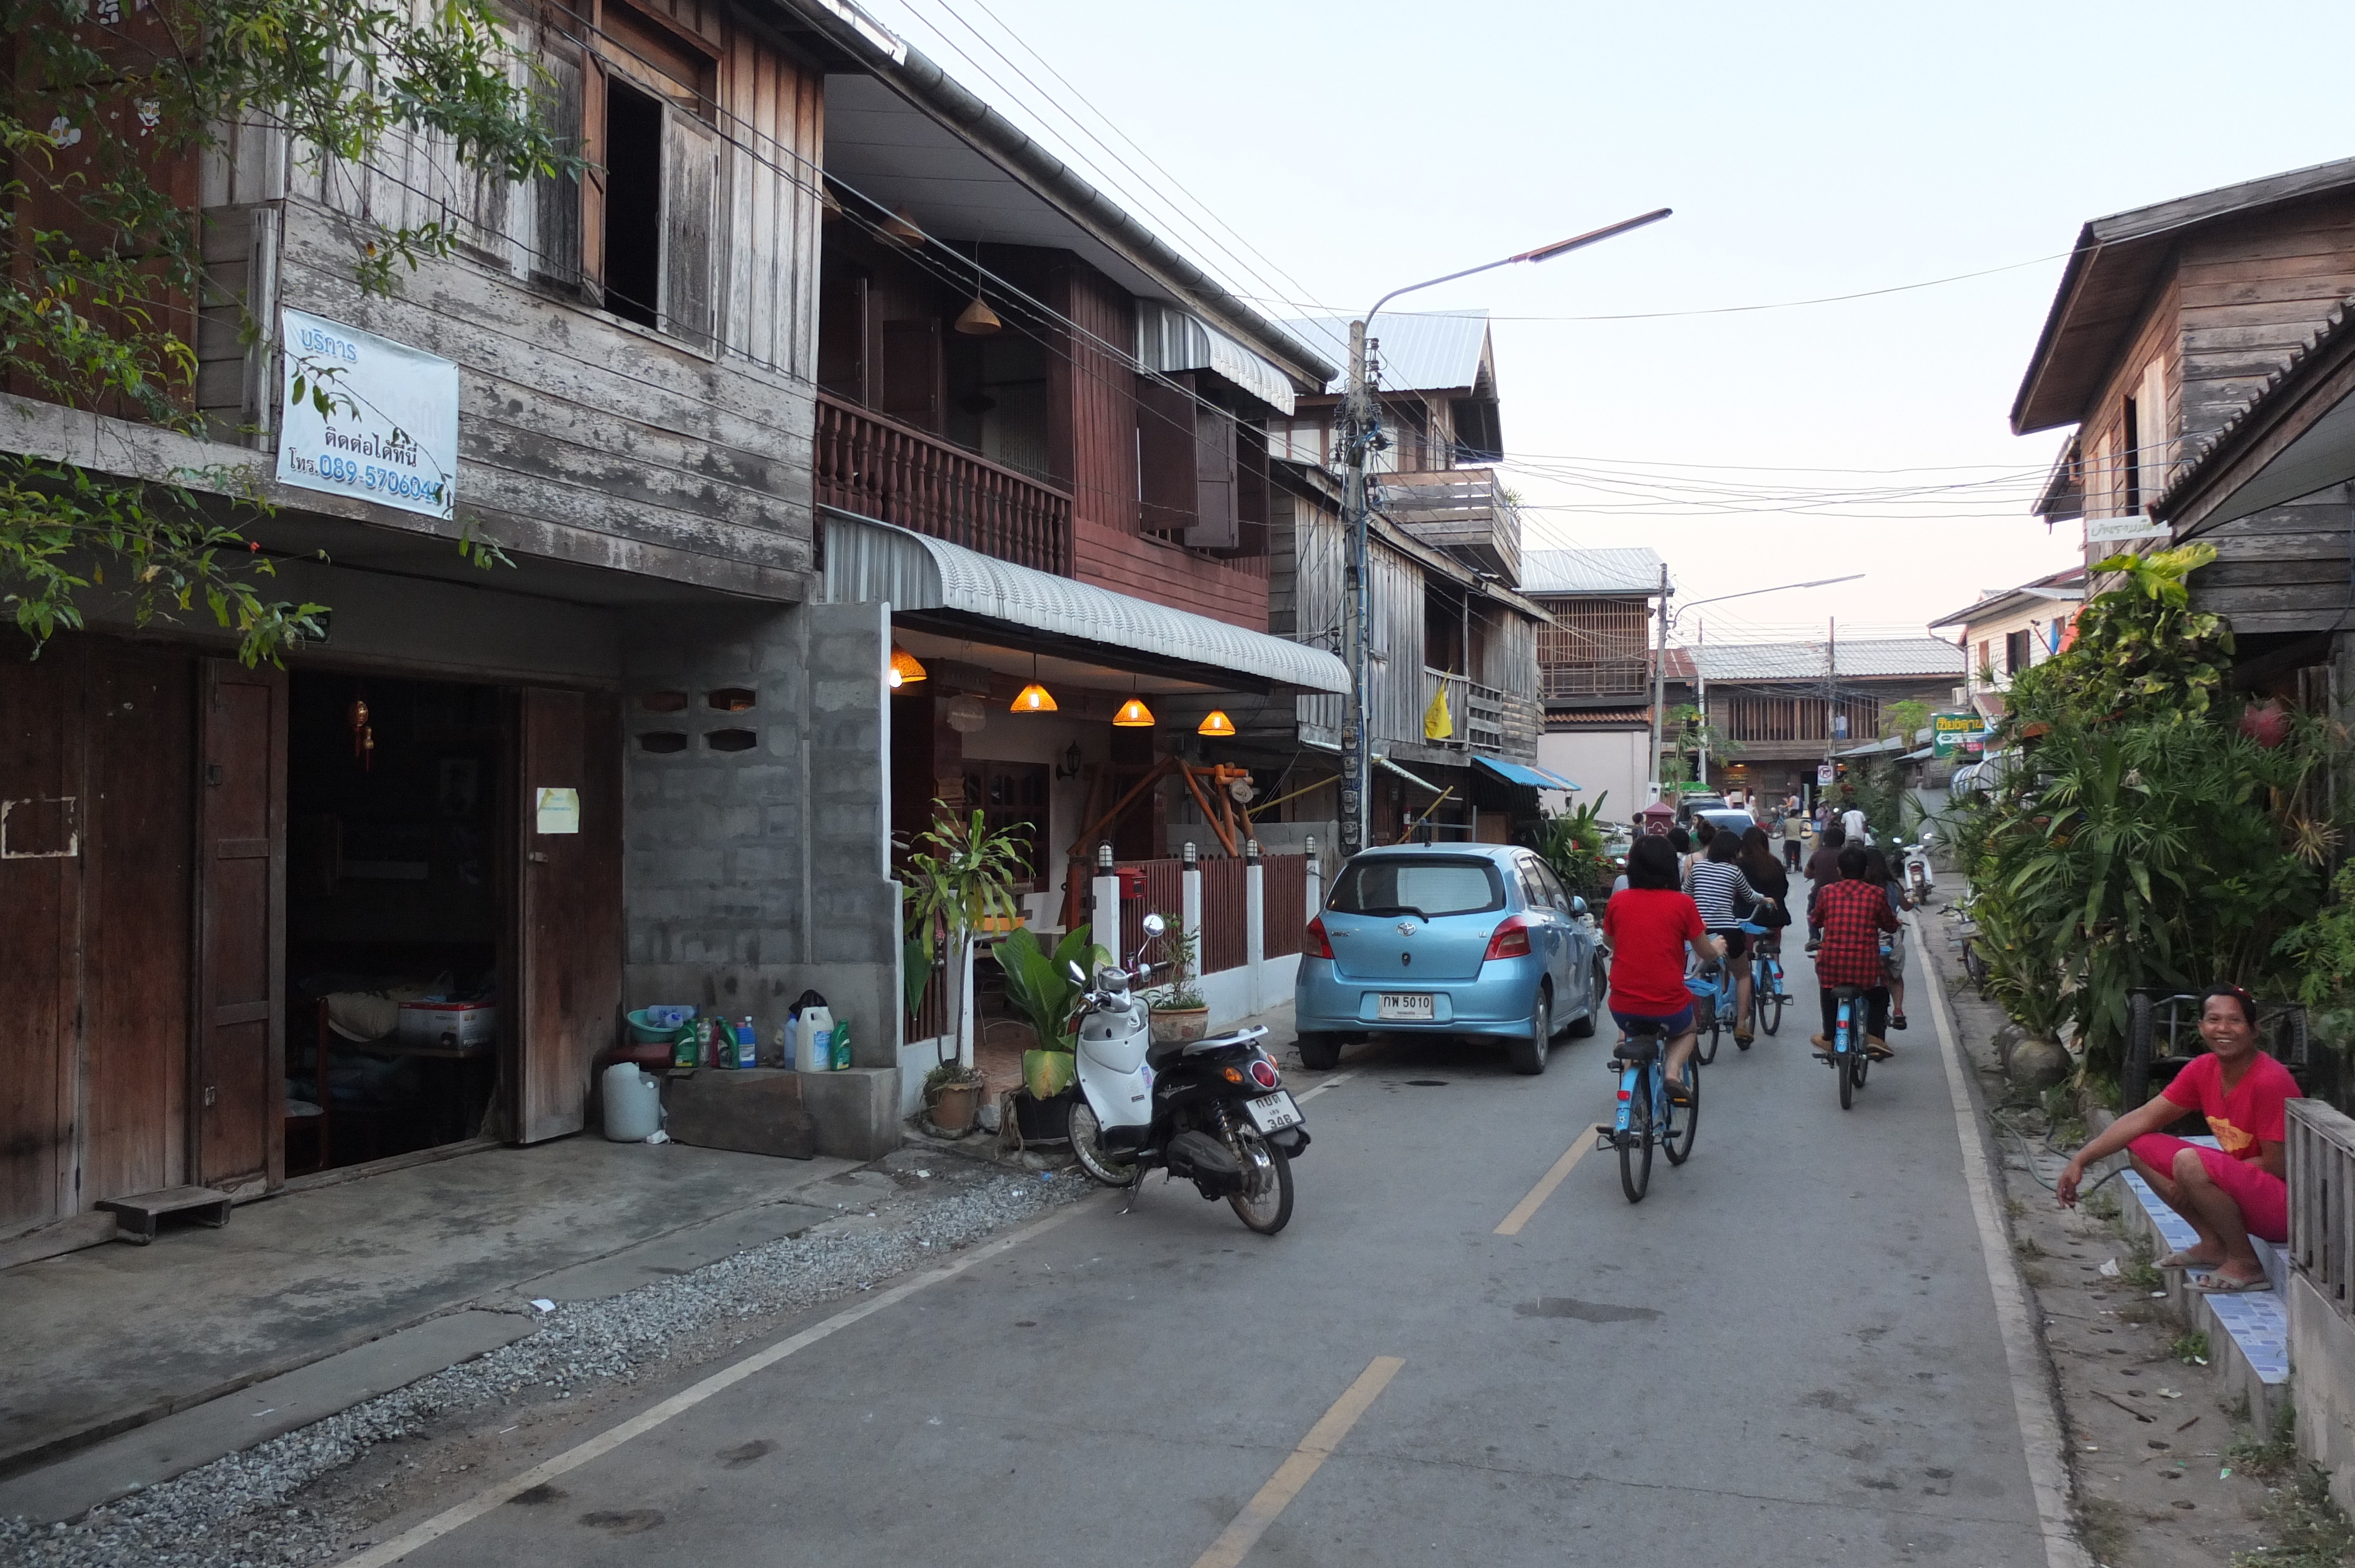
[1183,1026,1268,1057]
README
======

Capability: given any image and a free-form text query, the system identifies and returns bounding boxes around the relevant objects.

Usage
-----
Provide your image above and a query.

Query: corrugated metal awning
[820,511,1349,694]
[1136,301,1298,416]
[1475,756,1581,793]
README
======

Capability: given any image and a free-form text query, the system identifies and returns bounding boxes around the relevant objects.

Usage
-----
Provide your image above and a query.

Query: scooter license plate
[1245,1092,1303,1133]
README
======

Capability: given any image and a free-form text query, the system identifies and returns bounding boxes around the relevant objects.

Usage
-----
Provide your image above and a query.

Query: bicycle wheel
[1618,1068,1654,1203]
[1759,961,1784,1036]
[1696,1002,1720,1065]
[1853,1044,1870,1091]
[1664,1055,1699,1166]
[1836,1020,1855,1111]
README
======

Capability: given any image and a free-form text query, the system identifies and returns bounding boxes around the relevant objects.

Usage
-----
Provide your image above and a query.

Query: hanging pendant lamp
[1197,709,1237,738]
[954,240,1001,335]
[888,646,927,689]
[879,207,925,247]
[1011,653,1056,713]
[1113,695,1155,727]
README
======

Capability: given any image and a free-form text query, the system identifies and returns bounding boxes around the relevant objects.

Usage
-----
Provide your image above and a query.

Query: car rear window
[1329,857,1505,918]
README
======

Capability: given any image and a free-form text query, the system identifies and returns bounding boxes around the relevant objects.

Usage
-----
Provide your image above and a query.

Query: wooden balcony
[1424,667,1508,753]
[814,393,1071,574]
[1541,660,1649,700]
[1374,467,1521,584]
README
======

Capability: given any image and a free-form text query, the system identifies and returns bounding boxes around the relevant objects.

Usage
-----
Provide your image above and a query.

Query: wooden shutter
[533,46,585,290]
[660,108,719,351]
[878,318,941,428]
[1135,373,1196,537]
[0,644,82,1228]
[1187,403,1238,550]
[194,659,286,1192]
[515,688,622,1144]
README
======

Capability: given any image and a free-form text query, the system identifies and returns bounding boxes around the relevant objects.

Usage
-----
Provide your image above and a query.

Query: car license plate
[1246,1092,1302,1133]
[1377,992,1434,1021]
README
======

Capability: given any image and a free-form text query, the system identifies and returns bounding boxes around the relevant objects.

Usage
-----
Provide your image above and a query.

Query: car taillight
[1250,1058,1281,1090]
[1483,916,1532,961]
[1305,915,1334,959]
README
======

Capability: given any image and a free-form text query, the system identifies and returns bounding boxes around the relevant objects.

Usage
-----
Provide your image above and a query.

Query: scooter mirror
[1067,961,1087,985]
[1141,913,1167,938]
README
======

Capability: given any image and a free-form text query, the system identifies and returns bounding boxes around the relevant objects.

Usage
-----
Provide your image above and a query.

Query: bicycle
[1753,930,1787,1037]
[1821,983,1870,1109]
[1690,958,1737,1062]
[1596,1019,1699,1203]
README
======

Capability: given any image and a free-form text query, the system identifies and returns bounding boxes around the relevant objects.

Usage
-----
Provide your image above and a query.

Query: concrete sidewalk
[0,1137,857,1485]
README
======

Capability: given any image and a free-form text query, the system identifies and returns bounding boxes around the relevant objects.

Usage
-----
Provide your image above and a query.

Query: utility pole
[1696,621,1708,788]
[1338,320,1374,857]
[1647,560,1670,803]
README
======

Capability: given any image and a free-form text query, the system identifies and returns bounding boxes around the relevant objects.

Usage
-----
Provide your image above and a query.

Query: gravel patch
[0,1162,1089,1568]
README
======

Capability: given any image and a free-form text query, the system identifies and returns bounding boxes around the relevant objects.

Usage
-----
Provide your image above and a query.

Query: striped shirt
[1689,859,1763,931]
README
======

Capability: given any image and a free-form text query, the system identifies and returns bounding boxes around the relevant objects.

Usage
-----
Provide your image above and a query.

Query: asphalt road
[364,935,2051,1566]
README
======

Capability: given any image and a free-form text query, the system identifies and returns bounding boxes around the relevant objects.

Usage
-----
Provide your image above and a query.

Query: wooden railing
[2288,1098,2355,1323]
[815,393,1071,574]
[1542,661,1649,699]
[1374,467,1521,584]
[1422,667,1508,752]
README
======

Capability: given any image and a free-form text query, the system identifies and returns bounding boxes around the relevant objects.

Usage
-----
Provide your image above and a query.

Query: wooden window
[2004,629,2031,675]
[1137,373,1197,538]
[1977,639,1992,675]
[963,762,1049,889]
[2122,395,2142,516]
[2139,358,2170,501]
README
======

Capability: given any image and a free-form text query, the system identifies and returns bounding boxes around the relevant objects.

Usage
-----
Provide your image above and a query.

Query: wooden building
[1525,547,1668,822]
[2016,157,2355,696]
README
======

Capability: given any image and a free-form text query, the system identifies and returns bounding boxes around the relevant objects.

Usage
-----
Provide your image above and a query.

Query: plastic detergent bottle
[792,999,834,1073]
[830,1018,851,1071]
[735,1016,757,1068]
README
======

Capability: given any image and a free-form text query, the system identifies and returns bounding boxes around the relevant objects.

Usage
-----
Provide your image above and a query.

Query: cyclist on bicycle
[1739,825,1792,989]
[1859,845,1913,1030]
[1690,828,1774,1046]
[1603,835,1725,1104]
[1811,844,1903,1059]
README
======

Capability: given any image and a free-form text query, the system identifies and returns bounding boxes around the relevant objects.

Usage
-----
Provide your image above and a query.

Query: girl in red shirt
[1603,835,1726,1103]
[2058,986,2299,1293]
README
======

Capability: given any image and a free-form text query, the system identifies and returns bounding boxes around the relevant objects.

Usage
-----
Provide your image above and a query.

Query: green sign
[1932,712,1988,758]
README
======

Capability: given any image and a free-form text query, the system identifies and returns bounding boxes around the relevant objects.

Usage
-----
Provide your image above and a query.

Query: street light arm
[1667,573,1863,626]
[1362,208,1673,323]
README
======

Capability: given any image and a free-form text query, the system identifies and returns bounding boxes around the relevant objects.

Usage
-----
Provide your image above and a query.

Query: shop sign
[2085,513,2171,543]
[1933,712,1989,758]
[277,308,459,521]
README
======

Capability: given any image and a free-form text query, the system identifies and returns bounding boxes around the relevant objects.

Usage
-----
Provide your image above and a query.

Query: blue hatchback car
[1294,844,1606,1075]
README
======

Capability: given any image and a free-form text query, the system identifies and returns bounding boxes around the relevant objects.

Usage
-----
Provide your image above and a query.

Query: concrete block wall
[621,601,903,1116]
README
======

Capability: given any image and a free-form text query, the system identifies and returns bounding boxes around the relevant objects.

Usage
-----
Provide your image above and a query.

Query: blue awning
[1475,756,1581,792]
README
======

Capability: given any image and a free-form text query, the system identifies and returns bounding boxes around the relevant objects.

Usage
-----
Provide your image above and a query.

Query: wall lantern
[1197,709,1237,738]
[888,647,927,689]
[1113,696,1155,727]
[1056,743,1084,780]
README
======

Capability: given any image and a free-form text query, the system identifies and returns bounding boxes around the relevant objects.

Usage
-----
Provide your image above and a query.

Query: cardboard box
[397,1002,498,1047]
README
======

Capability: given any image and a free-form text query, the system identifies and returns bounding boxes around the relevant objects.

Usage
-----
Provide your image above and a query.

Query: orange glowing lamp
[1113,696,1155,727]
[1011,682,1057,713]
[1197,709,1237,738]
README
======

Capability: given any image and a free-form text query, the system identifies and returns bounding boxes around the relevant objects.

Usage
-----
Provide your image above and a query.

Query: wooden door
[0,642,84,1229]
[515,687,621,1142]
[194,659,286,1192]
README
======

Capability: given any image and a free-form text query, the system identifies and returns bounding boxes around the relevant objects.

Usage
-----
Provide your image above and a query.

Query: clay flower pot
[1149,1006,1210,1046]
[927,1080,981,1135]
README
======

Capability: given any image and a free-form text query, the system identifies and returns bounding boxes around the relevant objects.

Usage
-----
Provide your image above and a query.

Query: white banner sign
[2085,513,2171,543]
[277,309,458,521]
[1816,763,1835,786]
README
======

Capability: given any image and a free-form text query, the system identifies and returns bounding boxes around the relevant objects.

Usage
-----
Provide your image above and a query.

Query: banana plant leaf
[993,923,1109,1052]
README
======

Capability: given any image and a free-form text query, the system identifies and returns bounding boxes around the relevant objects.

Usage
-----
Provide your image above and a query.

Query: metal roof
[818,511,1350,693]
[1926,568,2086,631]
[1520,547,1668,596]
[1683,637,1966,682]
[1275,312,1494,396]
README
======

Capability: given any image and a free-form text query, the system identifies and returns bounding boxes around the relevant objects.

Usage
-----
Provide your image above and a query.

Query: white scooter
[1063,915,1307,1235]
[1900,832,1936,906]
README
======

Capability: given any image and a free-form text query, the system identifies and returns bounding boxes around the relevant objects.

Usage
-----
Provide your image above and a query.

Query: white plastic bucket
[602,1063,663,1141]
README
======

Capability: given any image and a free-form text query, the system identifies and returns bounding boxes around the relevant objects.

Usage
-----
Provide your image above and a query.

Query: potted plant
[923,1060,985,1136]
[1142,912,1210,1045]
[991,923,1107,1140]
[901,800,1030,1078]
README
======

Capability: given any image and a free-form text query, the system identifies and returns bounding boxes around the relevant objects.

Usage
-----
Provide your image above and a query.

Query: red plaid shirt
[1813,879,1902,988]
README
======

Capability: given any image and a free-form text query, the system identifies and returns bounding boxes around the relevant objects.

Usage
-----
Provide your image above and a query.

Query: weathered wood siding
[2177,194,2355,451]
[2188,485,2352,634]
[193,3,823,592]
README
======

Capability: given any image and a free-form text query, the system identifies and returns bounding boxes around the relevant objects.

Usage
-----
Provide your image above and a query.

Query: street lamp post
[1646,573,1864,803]
[1338,208,1673,856]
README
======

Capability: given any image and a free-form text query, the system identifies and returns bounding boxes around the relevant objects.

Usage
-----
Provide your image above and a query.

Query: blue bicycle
[1597,1017,1699,1202]
[1824,982,1870,1109]
[1754,931,1788,1037]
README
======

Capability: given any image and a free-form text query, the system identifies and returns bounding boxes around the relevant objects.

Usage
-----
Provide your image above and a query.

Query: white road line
[1915,919,2092,1568]
[341,1201,1090,1567]
[1295,1071,1355,1104]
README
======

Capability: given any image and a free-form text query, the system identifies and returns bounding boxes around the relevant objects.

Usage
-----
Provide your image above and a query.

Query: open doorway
[283,672,508,1174]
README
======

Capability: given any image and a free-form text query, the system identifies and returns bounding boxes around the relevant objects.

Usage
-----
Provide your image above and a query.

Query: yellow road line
[1189,1356,1405,1568]
[1493,1137,1594,1235]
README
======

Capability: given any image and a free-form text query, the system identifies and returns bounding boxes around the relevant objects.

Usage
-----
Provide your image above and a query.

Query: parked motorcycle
[1063,916,1308,1234]
[1900,833,1936,906]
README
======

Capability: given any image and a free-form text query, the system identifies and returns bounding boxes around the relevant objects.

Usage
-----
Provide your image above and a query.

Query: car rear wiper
[1352,905,1429,921]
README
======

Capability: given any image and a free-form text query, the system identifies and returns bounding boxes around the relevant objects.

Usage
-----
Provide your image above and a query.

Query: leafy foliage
[1534,791,1615,900]
[1659,705,1736,787]
[2,0,574,660]
[991,923,1109,1052]
[1137,909,1203,1011]
[901,802,1032,1067]
[1948,549,2341,1081]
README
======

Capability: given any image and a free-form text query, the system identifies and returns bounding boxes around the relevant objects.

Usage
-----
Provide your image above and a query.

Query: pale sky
[863,0,2354,646]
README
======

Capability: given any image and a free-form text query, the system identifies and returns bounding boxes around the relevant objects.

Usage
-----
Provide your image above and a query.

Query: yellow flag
[1424,682,1454,741]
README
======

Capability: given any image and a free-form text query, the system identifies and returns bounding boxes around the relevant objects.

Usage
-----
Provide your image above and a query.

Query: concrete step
[2118,1167,2289,1430]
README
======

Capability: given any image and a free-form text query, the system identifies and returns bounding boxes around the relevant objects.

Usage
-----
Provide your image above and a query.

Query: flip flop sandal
[1665,1075,1694,1105]
[1890,1014,1908,1030]
[2188,1271,2270,1294]
[1865,1039,1895,1061]
[2155,1251,2222,1270]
